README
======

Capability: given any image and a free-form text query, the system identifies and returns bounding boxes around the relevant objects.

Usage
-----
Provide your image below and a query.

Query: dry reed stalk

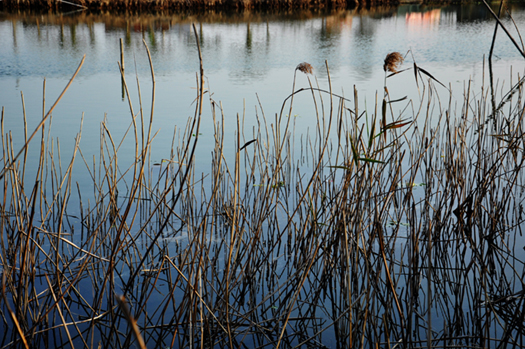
[1,274,29,349]
[115,295,147,349]
[3,20,525,348]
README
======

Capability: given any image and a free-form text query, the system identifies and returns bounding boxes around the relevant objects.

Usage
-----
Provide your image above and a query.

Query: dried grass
[296,62,314,75]
[1,15,525,349]
[383,51,404,73]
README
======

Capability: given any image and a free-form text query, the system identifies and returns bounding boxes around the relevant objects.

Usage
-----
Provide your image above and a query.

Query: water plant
[1,9,525,348]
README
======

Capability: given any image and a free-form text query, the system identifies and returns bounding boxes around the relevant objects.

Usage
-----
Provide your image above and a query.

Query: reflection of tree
[125,22,131,45]
[349,15,375,80]
[228,21,269,84]
[4,4,521,82]
[318,17,334,50]
[266,20,270,50]
[246,22,252,54]
[436,3,524,23]
[455,4,493,23]
[355,13,375,38]
[199,22,204,47]
[89,22,96,46]
[148,25,156,49]
[316,12,352,52]
[70,24,76,47]
[11,18,18,50]
[59,23,64,48]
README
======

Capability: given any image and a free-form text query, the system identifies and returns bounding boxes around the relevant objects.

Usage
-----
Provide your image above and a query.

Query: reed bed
[0,0,371,12]
[2,13,525,348]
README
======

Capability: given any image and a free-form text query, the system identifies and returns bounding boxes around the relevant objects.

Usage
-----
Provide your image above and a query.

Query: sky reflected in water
[1,4,525,172]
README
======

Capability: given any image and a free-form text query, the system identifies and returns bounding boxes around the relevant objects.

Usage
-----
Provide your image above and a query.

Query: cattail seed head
[296,62,314,75]
[383,52,404,73]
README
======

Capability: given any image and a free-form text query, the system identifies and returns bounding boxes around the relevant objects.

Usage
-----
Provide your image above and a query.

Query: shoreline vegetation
[0,1,511,31]
[0,6,439,27]
[3,1,525,348]
[0,6,435,30]
[0,0,470,12]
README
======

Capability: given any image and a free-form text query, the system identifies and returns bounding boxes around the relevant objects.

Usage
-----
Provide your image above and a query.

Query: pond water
[1,3,525,176]
[2,3,525,348]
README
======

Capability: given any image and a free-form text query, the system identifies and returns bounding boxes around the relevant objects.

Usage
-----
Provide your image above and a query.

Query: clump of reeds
[0,0,356,11]
[2,12,525,349]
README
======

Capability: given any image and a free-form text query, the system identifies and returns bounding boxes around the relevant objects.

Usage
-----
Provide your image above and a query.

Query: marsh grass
[1,0,361,11]
[2,17,525,349]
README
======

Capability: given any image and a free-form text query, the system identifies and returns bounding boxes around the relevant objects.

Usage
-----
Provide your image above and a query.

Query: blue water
[2,4,525,348]
[1,5,525,165]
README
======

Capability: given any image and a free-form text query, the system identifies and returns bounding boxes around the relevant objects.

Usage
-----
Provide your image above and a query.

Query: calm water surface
[1,4,525,171]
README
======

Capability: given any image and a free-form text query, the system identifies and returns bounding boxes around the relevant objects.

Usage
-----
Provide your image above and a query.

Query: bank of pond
[1,0,468,12]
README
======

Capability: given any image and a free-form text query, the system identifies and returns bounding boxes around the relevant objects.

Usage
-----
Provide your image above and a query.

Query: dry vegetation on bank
[0,0,463,12]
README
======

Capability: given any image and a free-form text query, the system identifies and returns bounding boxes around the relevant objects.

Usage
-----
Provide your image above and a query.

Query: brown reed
[383,51,404,73]
[296,62,314,75]
[0,0,360,11]
[1,13,525,348]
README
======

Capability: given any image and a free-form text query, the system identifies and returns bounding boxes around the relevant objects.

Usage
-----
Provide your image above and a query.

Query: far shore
[0,0,472,12]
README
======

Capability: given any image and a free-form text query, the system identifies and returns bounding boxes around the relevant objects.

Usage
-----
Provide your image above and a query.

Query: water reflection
[1,4,525,146]
[2,4,525,81]
[405,8,441,28]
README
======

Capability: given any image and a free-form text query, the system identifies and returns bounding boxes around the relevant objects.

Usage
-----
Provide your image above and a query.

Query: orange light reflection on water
[405,9,441,29]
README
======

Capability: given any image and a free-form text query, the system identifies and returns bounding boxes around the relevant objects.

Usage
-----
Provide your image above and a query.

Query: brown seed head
[383,52,404,73]
[296,62,314,75]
